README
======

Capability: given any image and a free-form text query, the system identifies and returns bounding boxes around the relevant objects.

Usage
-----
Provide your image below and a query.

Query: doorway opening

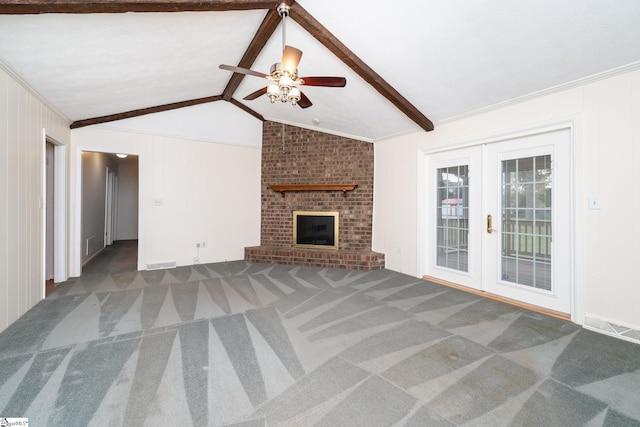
[80,151,139,275]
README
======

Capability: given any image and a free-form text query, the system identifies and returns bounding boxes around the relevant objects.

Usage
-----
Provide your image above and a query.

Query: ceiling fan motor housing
[270,63,298,81]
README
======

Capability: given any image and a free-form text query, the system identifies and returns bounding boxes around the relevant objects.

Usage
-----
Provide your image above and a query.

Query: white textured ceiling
[1,0,640,142]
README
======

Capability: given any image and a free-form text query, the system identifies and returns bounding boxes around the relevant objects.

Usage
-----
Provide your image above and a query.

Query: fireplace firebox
[293,211,339,250]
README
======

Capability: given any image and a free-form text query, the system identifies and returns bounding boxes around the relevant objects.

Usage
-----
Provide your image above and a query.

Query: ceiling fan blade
[299,76,347,87]
[298,91,312,109]
[281,46,303,75]
[219,64,269,79]
[243,87,268,101]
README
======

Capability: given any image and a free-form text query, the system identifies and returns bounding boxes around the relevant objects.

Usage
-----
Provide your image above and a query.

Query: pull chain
[282,122,286,153]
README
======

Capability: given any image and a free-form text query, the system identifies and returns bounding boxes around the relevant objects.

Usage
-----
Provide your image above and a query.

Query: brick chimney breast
[246,121,384,270]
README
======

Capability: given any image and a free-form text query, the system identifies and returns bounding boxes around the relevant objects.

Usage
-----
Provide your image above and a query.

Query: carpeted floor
[1,242,639,426]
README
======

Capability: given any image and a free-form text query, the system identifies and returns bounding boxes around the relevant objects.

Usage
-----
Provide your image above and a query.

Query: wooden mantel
[270,184,357,197]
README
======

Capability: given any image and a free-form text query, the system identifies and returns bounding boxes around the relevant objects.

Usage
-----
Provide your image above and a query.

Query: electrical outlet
[202,241,207,248]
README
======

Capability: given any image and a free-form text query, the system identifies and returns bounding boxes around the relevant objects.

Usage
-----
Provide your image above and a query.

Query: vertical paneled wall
[581,72,640,330]
[0,68,70,332]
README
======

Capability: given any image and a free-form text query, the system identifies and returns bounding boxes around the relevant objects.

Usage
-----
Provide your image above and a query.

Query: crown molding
[0,58,71,124]
[436,61,640,126]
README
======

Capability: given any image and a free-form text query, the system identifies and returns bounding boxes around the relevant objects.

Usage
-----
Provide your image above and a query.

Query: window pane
[436,164,469,272]
[501,155,552,290]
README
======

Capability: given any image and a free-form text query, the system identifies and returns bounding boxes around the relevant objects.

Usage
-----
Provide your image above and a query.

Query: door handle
[487,214,498,234]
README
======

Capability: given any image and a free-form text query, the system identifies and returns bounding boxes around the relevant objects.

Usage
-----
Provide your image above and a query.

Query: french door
[425,147,482,289]
[424,128,572,314]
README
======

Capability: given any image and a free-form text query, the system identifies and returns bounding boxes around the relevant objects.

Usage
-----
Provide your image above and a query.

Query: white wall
[0,67,70,332]
[116,156,139,241]
[99,101,263,148]
[70,124,261,274]
[373,69,640,331]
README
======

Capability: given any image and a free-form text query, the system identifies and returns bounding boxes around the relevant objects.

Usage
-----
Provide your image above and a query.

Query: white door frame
[41,130,68,297]
[418,115,584,324]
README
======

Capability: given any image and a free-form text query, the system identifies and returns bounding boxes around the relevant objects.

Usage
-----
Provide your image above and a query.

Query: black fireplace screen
[293,211,339,250]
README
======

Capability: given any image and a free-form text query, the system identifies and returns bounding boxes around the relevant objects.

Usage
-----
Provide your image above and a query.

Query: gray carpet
[1,253,639,425]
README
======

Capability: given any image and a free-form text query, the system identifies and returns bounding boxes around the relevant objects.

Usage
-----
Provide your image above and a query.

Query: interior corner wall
[373,68,640,331]
[0,67,71,333]
[70,125,261,274]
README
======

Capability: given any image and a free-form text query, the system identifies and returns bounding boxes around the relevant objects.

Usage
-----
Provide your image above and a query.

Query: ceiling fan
[219,2,346,109]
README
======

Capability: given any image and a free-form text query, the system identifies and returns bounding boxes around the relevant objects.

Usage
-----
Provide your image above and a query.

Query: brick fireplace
[244,121,385,270]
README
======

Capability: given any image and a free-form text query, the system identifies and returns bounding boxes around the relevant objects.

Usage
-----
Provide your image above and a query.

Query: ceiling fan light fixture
[279,74,294,92]
[288,87,301,105]
[267,84,280,103]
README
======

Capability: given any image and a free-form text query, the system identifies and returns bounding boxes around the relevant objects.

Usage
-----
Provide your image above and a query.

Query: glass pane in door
[436,165,469,271]
[501,155,552,289]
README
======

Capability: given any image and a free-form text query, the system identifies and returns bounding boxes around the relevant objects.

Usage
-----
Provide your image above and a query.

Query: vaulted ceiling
[1,0,640,142]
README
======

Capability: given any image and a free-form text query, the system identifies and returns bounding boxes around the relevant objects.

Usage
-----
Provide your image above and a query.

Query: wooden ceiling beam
[14,0,432,133]
[289,3,434,132]
[70,95,223,129]
[221,7,282,101]
[0,0,276,14]
[66,1,287,129]
[229,98,265,121]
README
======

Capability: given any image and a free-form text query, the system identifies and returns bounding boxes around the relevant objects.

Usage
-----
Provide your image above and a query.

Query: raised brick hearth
[245,247,385,270]
[246,121,385,270]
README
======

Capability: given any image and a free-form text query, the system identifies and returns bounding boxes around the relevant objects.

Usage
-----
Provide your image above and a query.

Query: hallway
[81,240,138,275]
[47,240,138,296]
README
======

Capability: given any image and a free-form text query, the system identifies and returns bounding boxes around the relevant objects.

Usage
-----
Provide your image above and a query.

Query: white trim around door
[419,116,584,324]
